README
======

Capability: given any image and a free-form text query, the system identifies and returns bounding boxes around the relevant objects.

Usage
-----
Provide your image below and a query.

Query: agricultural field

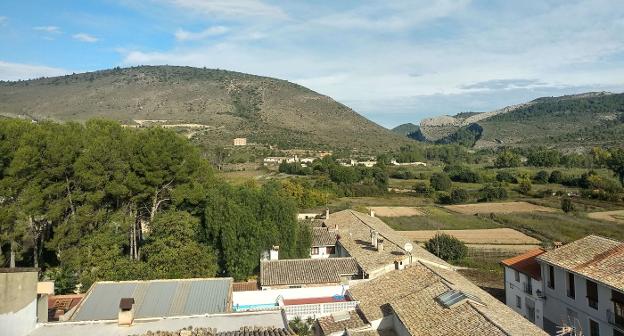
[444,201,556,215]
[404,228,539,245]
[379,206,500,231]
[586,210,624,223]
[368,206,424,217]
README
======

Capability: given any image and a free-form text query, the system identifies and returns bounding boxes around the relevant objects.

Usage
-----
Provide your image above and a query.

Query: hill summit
[0,66,408,151]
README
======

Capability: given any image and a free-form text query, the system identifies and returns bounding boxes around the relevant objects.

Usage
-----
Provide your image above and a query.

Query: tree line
[0,119,310,292]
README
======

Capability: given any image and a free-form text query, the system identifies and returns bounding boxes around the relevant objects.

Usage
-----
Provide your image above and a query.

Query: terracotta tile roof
[348,263,547,335]
[232,281,259,292]
[501,248,545,280]
[348,331,397,336]
[260,257,360,287]
[391,282,506,336]
[537,235,624,292]
[324,210,450,274]
[317,310,368,335]
[312,227,338,247]
[47,294,84,321]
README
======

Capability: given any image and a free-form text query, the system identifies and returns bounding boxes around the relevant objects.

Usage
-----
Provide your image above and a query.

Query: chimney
[270,245,280,260]
[554,241,563,249]
[325,209,330,219]
[377,239,384,252]
[369,209,375,218]
[371,230,378,248]
[118,298,135,326]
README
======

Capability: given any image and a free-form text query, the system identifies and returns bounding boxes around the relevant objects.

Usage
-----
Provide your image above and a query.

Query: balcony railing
[607,309,624,330]
[284,300,359,320]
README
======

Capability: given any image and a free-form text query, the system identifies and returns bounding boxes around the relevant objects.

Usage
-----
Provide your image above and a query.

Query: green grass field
[490,212,624,243]
[381,206,500,231]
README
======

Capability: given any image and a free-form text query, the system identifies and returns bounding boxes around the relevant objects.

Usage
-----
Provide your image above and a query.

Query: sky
[1,0,624,128]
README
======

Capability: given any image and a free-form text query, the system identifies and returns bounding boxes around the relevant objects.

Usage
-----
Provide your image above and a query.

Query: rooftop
[537,235,624,292]
[312,226,338,247]
[501,248,546,280]
[70,278,233,321]
[232,281,259,292]
[48,294,84,321]
[260,257,360,287]
[324,210,450,274]
[348,263,547,335]
[29,310,290,336]
[316,310,368,335]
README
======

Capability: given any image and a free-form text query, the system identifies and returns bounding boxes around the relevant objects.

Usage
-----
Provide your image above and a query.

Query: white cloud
[33,26,61,33]
[175,26,228,41]
[163,0,287,19]
[0,60,69,81]
[72,33,99,43]
[121,0,624,125]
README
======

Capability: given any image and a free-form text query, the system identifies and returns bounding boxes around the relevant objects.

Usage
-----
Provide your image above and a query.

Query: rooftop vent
[118,298,135,326]
[436,290,483,308]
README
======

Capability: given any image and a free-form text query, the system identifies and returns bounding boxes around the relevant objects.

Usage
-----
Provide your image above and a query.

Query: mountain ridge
[0,65,410,151]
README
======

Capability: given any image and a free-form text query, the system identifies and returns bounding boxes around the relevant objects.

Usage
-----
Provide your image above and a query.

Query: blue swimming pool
[233,303,278,312]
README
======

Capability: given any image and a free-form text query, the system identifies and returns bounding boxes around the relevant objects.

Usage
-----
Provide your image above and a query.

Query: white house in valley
[502,235,624,336]
[501,248,547,329]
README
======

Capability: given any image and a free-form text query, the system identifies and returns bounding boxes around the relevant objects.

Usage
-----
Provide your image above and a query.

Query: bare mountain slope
[0,66,409,151]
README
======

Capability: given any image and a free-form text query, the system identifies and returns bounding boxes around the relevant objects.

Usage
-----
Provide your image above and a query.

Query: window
[514,270,520,282]
[516,295,522,309]
[311,247,319,255]
[589,319,599,336]
[326,246,336,255]
[612,290,624,328]
[548,265,555,289]
[567,272,575,299]
[586,279,598,309]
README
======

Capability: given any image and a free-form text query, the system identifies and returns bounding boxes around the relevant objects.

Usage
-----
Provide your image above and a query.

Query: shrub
[430,172,452,191]
[390,168,416,180]
[495,150,521,168]
[450,188,469,204]
[561,197,574,213]
[533,170,549,184]
[425,233,467,261]
[518,178,532,195]
[413,182,434,197]
[436,191,452,204]
[479,183,508,202]
[496,171,517,183]
[444,164,482,183]
[549,170,564,184]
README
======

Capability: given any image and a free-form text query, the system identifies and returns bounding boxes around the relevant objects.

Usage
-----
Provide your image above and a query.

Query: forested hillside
[0,119,311,290]
[409,92,624,150]
[0,66,410,151]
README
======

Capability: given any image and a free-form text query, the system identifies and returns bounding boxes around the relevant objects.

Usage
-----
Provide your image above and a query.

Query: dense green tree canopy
[0,119,311,290]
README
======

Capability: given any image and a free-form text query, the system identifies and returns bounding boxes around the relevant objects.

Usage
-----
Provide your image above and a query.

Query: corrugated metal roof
[71,278,233,321]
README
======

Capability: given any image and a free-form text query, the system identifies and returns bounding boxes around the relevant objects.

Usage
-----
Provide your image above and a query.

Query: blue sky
[2,0,624,127]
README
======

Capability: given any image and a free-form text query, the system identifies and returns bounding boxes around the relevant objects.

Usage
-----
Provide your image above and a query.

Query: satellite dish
[404,242,413,253]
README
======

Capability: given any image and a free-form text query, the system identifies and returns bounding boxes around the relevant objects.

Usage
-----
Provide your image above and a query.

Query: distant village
[5,202,623,336]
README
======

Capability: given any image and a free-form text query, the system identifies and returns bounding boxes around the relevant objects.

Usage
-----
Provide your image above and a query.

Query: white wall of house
[0,299,37,336]
[233,285,347,306]
[310,246,335,259]
[540,262,623,336]
[503,266,545,329]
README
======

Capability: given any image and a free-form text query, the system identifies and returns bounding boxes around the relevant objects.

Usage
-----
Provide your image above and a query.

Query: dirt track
[369,206,424,217]
[444,201,556,215]
[587,210,624,223]
[403,228,540,245]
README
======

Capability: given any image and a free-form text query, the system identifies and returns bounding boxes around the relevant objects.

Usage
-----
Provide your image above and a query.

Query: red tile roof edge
[501,248,546,280]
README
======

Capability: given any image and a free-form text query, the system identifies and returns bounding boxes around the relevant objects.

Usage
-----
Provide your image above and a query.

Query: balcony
[607,309,624,330]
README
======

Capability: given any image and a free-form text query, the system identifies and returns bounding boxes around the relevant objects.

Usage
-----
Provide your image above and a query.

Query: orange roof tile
[501,248,545,280]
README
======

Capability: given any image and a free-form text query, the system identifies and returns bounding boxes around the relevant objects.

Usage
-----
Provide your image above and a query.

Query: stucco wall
[541,263,616,335]
[0,270,38,336]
